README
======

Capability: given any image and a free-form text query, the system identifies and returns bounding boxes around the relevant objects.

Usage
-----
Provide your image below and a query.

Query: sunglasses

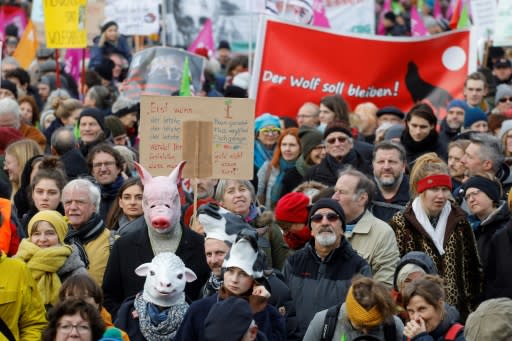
[310,212,339,223]
[259,127,281,135]
[499,97,512,103]
[326,136,349,144]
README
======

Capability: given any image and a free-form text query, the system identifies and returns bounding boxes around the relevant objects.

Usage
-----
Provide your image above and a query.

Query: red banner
[251,19,471,117]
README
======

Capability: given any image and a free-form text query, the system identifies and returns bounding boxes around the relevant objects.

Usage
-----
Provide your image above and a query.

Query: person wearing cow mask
[174,230,286,341]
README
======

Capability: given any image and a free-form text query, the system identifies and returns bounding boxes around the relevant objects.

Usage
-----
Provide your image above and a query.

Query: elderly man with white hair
[0,97,46,149]
[62,178,111,285]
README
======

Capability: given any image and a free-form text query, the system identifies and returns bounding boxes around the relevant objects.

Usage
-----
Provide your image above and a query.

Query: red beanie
[274,192,310,224]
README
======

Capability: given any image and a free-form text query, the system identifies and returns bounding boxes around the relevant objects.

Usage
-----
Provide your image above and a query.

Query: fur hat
[222,229,266,278]
[199,203,254,245]
[28,210,69,244]
[274,192,310,224]
[463,107,487,129]
[308,198,346,230]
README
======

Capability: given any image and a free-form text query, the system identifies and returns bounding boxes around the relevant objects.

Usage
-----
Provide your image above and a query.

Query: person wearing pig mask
[102,161,210,319]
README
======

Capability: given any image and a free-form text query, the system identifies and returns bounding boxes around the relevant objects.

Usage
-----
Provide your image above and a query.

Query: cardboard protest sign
[124,47,205,100]
[139,96,254,180]
[104,0,159,36]
[43,0,87,48]
[250,18,473,117]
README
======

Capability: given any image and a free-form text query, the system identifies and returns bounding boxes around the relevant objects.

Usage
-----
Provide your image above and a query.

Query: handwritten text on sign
[140,96,254,179]
[43,0,87,48]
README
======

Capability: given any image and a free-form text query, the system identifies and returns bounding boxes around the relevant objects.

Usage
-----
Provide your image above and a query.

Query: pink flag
[312,0,330,28]
[377,0,392,35]
[187,19,215,56]
[433,0,442,19]
[65,48,89,85]
[0,6,27,41]
[411,6,428,36]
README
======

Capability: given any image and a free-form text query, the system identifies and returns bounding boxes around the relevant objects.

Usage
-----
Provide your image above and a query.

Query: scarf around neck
[133,293,188,341]
[270,158,297,208]
[101,175,124,200]
[65,213,104,267]
[412,197,451,255]
[15,239,72,305]
[254,140,274,170]
[401,129,439,155]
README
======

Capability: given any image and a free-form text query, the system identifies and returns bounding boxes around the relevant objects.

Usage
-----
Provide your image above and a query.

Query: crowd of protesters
[1,2,512,340]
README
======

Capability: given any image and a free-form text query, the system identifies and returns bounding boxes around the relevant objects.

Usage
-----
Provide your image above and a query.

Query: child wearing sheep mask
[174,230,287,341]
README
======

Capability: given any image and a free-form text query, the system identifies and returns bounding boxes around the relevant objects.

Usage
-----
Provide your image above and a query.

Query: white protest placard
[139,96,254,180]
[471,0,497,40]
[104,0,159,36]
[493,0,512,46]
[324,0,375,34]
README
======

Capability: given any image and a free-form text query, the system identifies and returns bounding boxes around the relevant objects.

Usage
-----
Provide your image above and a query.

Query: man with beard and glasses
[332,169,399,288]
[370,141,410,222]
[283,198,371,338]
[439,100,468,149]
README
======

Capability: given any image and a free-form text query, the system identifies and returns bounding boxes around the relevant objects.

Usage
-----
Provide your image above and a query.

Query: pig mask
[135,161,186,234]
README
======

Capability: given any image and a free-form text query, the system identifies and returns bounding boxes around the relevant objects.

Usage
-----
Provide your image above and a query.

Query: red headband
[417,174,452,193]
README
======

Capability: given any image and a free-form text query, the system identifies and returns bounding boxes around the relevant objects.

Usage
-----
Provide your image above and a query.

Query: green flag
[179,57,192,96]
[417,0,424,12]
[457,4,470,29]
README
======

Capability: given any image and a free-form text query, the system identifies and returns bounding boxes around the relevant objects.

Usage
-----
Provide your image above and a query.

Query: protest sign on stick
[43,0,87,48]
[139,96,254,180]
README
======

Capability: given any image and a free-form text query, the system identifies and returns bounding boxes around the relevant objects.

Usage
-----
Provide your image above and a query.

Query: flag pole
[161,0,167,46]
[55,49,61,88]
[81,48,86,97]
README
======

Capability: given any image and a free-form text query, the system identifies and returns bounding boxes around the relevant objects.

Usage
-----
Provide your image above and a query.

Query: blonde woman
[4,139,42,200]
[389,153,482,321]
[90,21,132,69]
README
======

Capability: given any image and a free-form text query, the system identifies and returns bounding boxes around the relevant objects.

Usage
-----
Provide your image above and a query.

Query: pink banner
[187,18,214,56]
[0,6,27,41]
[64,48,88,85]
[411,7,428,36]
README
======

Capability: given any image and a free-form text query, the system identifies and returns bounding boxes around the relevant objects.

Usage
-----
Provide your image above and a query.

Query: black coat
[102,219,210,318]
[484,221,512,299]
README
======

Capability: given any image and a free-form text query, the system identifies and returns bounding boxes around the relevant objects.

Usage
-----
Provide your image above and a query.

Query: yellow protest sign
[43,0,87,48]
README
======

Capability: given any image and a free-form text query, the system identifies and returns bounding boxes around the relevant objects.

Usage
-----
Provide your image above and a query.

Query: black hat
[323,121,352,139]
[494,58,512,68]
[224,85,247,98]
[5,23,18,38]
[204,297,253,341]
[461,175,502,205]
[101,20,118,33]
[384,11,396,23]
[79,108,105,132]
[376,106,405,120]
[1,80,17,99]
[217,40,231,50]
[299,126,323,158]
[94,58,115,81]
[308,198,346,230]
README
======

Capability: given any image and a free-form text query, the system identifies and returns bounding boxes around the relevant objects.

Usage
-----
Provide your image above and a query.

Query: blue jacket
[90,35,132,68]
[173,293,286,341]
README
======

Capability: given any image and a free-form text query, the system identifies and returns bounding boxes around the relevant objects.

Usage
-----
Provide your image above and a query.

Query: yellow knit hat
[28,210,69,244]
[345,286,384,329]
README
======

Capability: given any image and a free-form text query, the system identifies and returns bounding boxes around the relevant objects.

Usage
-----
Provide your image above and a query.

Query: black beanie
[79,108,105,132]
[462,175,502,204]
[101,20,117,33]
[1,80,17,99]
[323,121,352,139]
[308,198,346,230]
[94,59,115,81]
[299,126,323,158]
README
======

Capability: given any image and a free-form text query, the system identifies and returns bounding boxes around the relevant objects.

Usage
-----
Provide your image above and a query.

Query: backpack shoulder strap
[445,323,464,341]
[320,304,342,341]
[0,316,16,341]
[383,318,397,341]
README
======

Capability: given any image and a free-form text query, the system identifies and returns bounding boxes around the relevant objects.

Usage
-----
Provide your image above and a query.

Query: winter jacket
[345,210,400,288]
[173,292,286,341]
[389,203,482,321]
[484,220,512,299]
[407,317,464,341]
[303,150,372,187]
[304,303,404,341]
[58,148,89,180]
[371,175,410,224]
[90,35,132,68]
[84,228,111,286]
[283,238,372,336]
[102,218,210,318]
[19,122,46,151]
[438,119,461,151]
[0,252,47,341]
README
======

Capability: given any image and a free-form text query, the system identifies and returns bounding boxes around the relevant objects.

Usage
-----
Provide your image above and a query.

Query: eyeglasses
[326,136,349,144]
[92,161,116,169]
[499,97,512,103]
[259,127,281,135]
[310,212,339,223]
[57,323,91,334]
[297,114,316,119]
[464,189,482,201]
[313,145,326,150]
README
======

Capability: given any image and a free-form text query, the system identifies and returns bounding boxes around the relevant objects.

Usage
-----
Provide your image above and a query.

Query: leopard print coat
[389,202,482,321]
